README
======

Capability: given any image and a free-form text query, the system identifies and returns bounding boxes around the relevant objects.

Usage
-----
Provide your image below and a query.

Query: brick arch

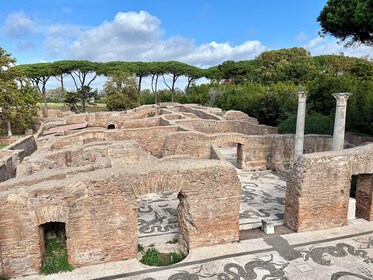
[131,175,184,198]
[213,134,247,169]
[212,134,247,146]
[127,162,241,252]
[35,206,70,226]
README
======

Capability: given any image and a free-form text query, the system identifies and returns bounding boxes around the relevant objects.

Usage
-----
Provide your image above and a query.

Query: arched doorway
[218,142,243,169]
[107,124,115,129]
[137,190,187,266]
[39,222,72,273]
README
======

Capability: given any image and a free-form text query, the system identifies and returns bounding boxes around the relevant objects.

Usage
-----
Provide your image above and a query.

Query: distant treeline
[15,47,373,135]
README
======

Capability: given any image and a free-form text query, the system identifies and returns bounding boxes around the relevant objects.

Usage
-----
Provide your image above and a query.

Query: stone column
[294,91,307,159]
[332,92,351,151]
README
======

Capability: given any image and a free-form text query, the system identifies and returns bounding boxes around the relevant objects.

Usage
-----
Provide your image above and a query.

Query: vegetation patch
[0,143,8,149]
[41,238,73,274]
[140,247,186,266]
[0,275,9,280]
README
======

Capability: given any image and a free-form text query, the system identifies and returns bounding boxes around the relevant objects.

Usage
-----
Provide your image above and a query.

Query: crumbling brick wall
[0,159,240,277]
[285,143,373,232]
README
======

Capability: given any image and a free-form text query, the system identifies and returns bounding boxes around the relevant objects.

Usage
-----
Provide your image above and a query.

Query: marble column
[332,92,351,151]
[294,91,307,159]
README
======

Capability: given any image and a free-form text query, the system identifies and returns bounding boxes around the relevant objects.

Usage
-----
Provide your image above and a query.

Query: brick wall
[0,159,240,277]
[285,143,373,232]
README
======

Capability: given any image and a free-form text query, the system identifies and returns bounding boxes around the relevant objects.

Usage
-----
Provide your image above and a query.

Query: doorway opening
[348,175,358,220]
[219,142,242,169]
[39,222,72,274]
[137,191,187,266]
[107,124,116,129]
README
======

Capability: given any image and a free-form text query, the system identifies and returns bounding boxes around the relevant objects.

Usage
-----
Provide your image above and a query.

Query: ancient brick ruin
[0,103,372,277]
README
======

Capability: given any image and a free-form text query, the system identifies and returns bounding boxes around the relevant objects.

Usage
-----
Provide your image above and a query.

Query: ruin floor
[18,222,373,279]
[138,170,287,249]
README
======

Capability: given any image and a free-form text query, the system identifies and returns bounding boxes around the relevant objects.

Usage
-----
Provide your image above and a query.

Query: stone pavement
[18,222,373,280]
[137,169,286,247]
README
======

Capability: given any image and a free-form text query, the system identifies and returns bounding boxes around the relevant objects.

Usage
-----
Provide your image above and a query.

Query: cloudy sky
[1,0,372,68]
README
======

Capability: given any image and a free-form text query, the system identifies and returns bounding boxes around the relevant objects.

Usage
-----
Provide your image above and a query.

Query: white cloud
[295,31,307,42]
[181,41,266,67]
[45,24,82,56]
[52,11,266,68]
[3,11,38,38]
[304,36,372,58]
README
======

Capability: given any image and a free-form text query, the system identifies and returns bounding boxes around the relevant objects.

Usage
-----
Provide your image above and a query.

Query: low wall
[50,126,179,158]
[163,132,332,170]
[0,159,240,277]
[178,106,221,120]
[17,141,155,176]
[175,119,277,135]
[285,143,373,232]
[0,136,38,183]
[345,131,373,146]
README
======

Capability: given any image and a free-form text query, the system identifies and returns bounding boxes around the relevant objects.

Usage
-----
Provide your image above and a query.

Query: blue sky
[1,0,372,69]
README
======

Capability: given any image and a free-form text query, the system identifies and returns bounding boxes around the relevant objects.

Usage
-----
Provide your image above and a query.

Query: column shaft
[332,93,351,151]
[294,92,307,159]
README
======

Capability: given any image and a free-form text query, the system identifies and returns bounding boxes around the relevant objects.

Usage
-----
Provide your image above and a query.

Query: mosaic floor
[137,169,287,246]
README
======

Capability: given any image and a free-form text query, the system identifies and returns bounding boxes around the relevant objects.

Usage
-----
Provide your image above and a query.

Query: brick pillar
[355,174,373,221]
[332,93,351,151]
[294,91,307,159]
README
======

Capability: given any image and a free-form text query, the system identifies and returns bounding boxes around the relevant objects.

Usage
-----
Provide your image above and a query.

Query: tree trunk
[82,91,86,113]
[138,76,142,103]
[42,83,48,117]
[7,120,12,137]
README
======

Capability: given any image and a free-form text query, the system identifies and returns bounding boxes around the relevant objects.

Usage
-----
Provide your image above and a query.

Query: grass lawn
[0,144,8,149]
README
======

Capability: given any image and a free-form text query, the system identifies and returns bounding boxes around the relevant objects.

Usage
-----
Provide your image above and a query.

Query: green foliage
[0,49,40,135]
[104,72,140,111]
[278,113,334,135]
[41,238,73,274]
[46,87,67,103]
[64,86,98,112]
[307,74,356,115]
[41,252,73,274]
[6,47,372,136]
[318,0,373,46]
[140,248,186,266]
[187,83,210,105]
[0,275,8,280]
[0,144,8,149]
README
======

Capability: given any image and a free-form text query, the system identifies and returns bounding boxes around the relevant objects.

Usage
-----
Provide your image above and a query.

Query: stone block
[262,219,275,234]
[348,197,356,220]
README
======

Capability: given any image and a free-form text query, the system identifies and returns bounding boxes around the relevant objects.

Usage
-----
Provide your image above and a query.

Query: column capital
[333,92,352,106]
[297,91,308,103]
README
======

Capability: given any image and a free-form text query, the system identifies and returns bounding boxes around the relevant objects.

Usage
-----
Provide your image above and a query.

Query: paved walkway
[18,222,373,279]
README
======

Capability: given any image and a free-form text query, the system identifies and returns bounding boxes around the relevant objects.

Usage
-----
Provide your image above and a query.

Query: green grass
[0,275,8,280]
[41,252,73,274]
[0,144,7,149]
[140,248,186,266]
[41,238,73,274]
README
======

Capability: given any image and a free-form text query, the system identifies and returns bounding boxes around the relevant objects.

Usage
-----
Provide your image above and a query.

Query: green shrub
[0,275,9,280]
[140,247,186,266]
[41,252,73,274]
[278,113,333,135]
